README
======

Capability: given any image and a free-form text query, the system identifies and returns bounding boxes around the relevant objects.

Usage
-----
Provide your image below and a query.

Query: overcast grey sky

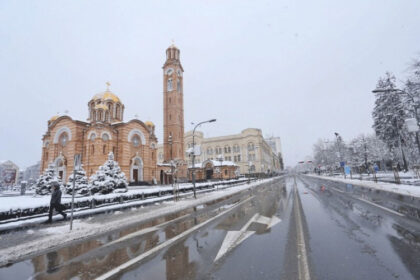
[1,0,420,169]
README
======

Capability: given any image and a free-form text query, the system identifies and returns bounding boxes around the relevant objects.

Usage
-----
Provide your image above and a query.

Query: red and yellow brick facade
[41,89,158,184]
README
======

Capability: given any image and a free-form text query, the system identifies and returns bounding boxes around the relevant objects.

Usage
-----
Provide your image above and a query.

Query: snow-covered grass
[0,178,248,213]
[306,174,420,197]
[0,177,279,266]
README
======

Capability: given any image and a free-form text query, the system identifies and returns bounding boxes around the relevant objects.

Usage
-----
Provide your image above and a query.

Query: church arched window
[132,135,141,147]
[91,145,95,155]
[59,133,68,147]
[103,145,106,155]
[116,104,120,119]
[167,78,173,91]
[177,79,181,92]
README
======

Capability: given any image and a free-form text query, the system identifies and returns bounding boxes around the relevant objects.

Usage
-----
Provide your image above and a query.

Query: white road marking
[355,197,404,217]
[329,187,404,217]
[102,214,191,248]
[214,213,281,262]
[294,181,311,280]
[95,196,253,280]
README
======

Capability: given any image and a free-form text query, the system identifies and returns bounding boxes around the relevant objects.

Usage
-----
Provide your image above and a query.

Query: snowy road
[1,176,420,279]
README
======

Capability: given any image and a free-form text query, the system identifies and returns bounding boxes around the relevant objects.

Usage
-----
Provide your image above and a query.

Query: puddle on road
[0,190,256,280]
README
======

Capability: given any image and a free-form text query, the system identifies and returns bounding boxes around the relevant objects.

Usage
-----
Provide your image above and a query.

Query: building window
[224,146,231,153]
[225,170,228,175]
[169,114,171,120]
[91,145,95,155]
[59,133,68,147]
[132,135,141,147]
[248,142,255,151]
[215,147,222,154]
[102,133,109,141]
[167,78,173,91]
[177,79,181,91]
[207,147,213,155]
[169,97,171,103]
[112,146,116,155]
[233,145,240,153]
[90,133,96,141]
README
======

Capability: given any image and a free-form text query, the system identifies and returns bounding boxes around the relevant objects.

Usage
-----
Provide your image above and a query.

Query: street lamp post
[372,88,413,171]
[192,119,216,198]
[168,134,174,189]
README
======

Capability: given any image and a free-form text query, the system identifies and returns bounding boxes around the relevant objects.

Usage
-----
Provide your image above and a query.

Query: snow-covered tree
[65,166,89,196]
[35,164,62,195]
[372,72,409,169]
[89,152,128,194]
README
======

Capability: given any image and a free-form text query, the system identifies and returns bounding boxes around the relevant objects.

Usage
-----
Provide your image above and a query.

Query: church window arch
[177,79,181,92]
[101,131,111,141]
[105,111,110,122]
[127,129,146,145]
[103,145,106,155]
[132,135,141,147]
[116,104,121,119]
[88,131,97,141]
[59,132,69,147]
[53,126,72,144]
[91,145,95,155]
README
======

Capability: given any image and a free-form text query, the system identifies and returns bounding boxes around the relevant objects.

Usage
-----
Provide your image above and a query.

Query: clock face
[166,68,174,75]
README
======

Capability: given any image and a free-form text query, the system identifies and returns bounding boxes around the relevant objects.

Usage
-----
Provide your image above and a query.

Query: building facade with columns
[40,85,158,184]
[158,128,283,175]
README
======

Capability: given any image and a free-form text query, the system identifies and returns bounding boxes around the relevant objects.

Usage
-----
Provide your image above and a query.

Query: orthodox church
[40,44,185,184]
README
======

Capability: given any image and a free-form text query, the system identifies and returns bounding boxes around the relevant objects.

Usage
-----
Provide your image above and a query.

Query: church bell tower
[163,43,184,162]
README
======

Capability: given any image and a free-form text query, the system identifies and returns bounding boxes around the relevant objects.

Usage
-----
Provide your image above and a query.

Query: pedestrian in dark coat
[47,182,67,223]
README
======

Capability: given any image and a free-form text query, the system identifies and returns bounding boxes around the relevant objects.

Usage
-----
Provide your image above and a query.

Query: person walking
[47,181,67,223]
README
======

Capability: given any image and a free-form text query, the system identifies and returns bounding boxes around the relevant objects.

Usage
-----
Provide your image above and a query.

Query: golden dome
[94,104,109,110]
[49,115,59,122]
[145,121,155,127]
[93,91,121,103]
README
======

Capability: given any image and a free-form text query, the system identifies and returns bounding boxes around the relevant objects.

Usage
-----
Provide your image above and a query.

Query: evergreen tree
[65,165,89,196]
[35,164,62,195]
[89,152,128,194]
[372,72,408,167]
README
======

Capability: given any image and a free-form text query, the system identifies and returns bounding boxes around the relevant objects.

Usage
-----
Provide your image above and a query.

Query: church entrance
[133,169,139,183]
[130,157,143,184]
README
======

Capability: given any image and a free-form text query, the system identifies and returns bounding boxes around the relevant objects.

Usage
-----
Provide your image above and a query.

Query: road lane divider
[294,179,311,280]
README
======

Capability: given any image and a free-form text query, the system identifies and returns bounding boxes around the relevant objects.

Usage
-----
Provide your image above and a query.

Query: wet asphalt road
[1,176,420,280]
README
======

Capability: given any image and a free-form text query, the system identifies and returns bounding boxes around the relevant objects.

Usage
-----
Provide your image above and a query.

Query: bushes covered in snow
[65,166,90,196]
[35,164,62,195]
[89,152,128,195]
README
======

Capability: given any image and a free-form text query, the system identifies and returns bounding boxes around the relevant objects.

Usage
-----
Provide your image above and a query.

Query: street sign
[344,165,351,175]
[74,154,81,171]
[340,161,345,167]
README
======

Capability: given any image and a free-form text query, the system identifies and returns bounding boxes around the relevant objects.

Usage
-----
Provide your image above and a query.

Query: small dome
[93,91,121,103]
[145,121,155,127]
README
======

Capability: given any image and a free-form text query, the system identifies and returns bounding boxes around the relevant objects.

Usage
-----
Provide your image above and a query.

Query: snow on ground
[0,178,246,213]
[306,174,420,197]
[0,177,278,266]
